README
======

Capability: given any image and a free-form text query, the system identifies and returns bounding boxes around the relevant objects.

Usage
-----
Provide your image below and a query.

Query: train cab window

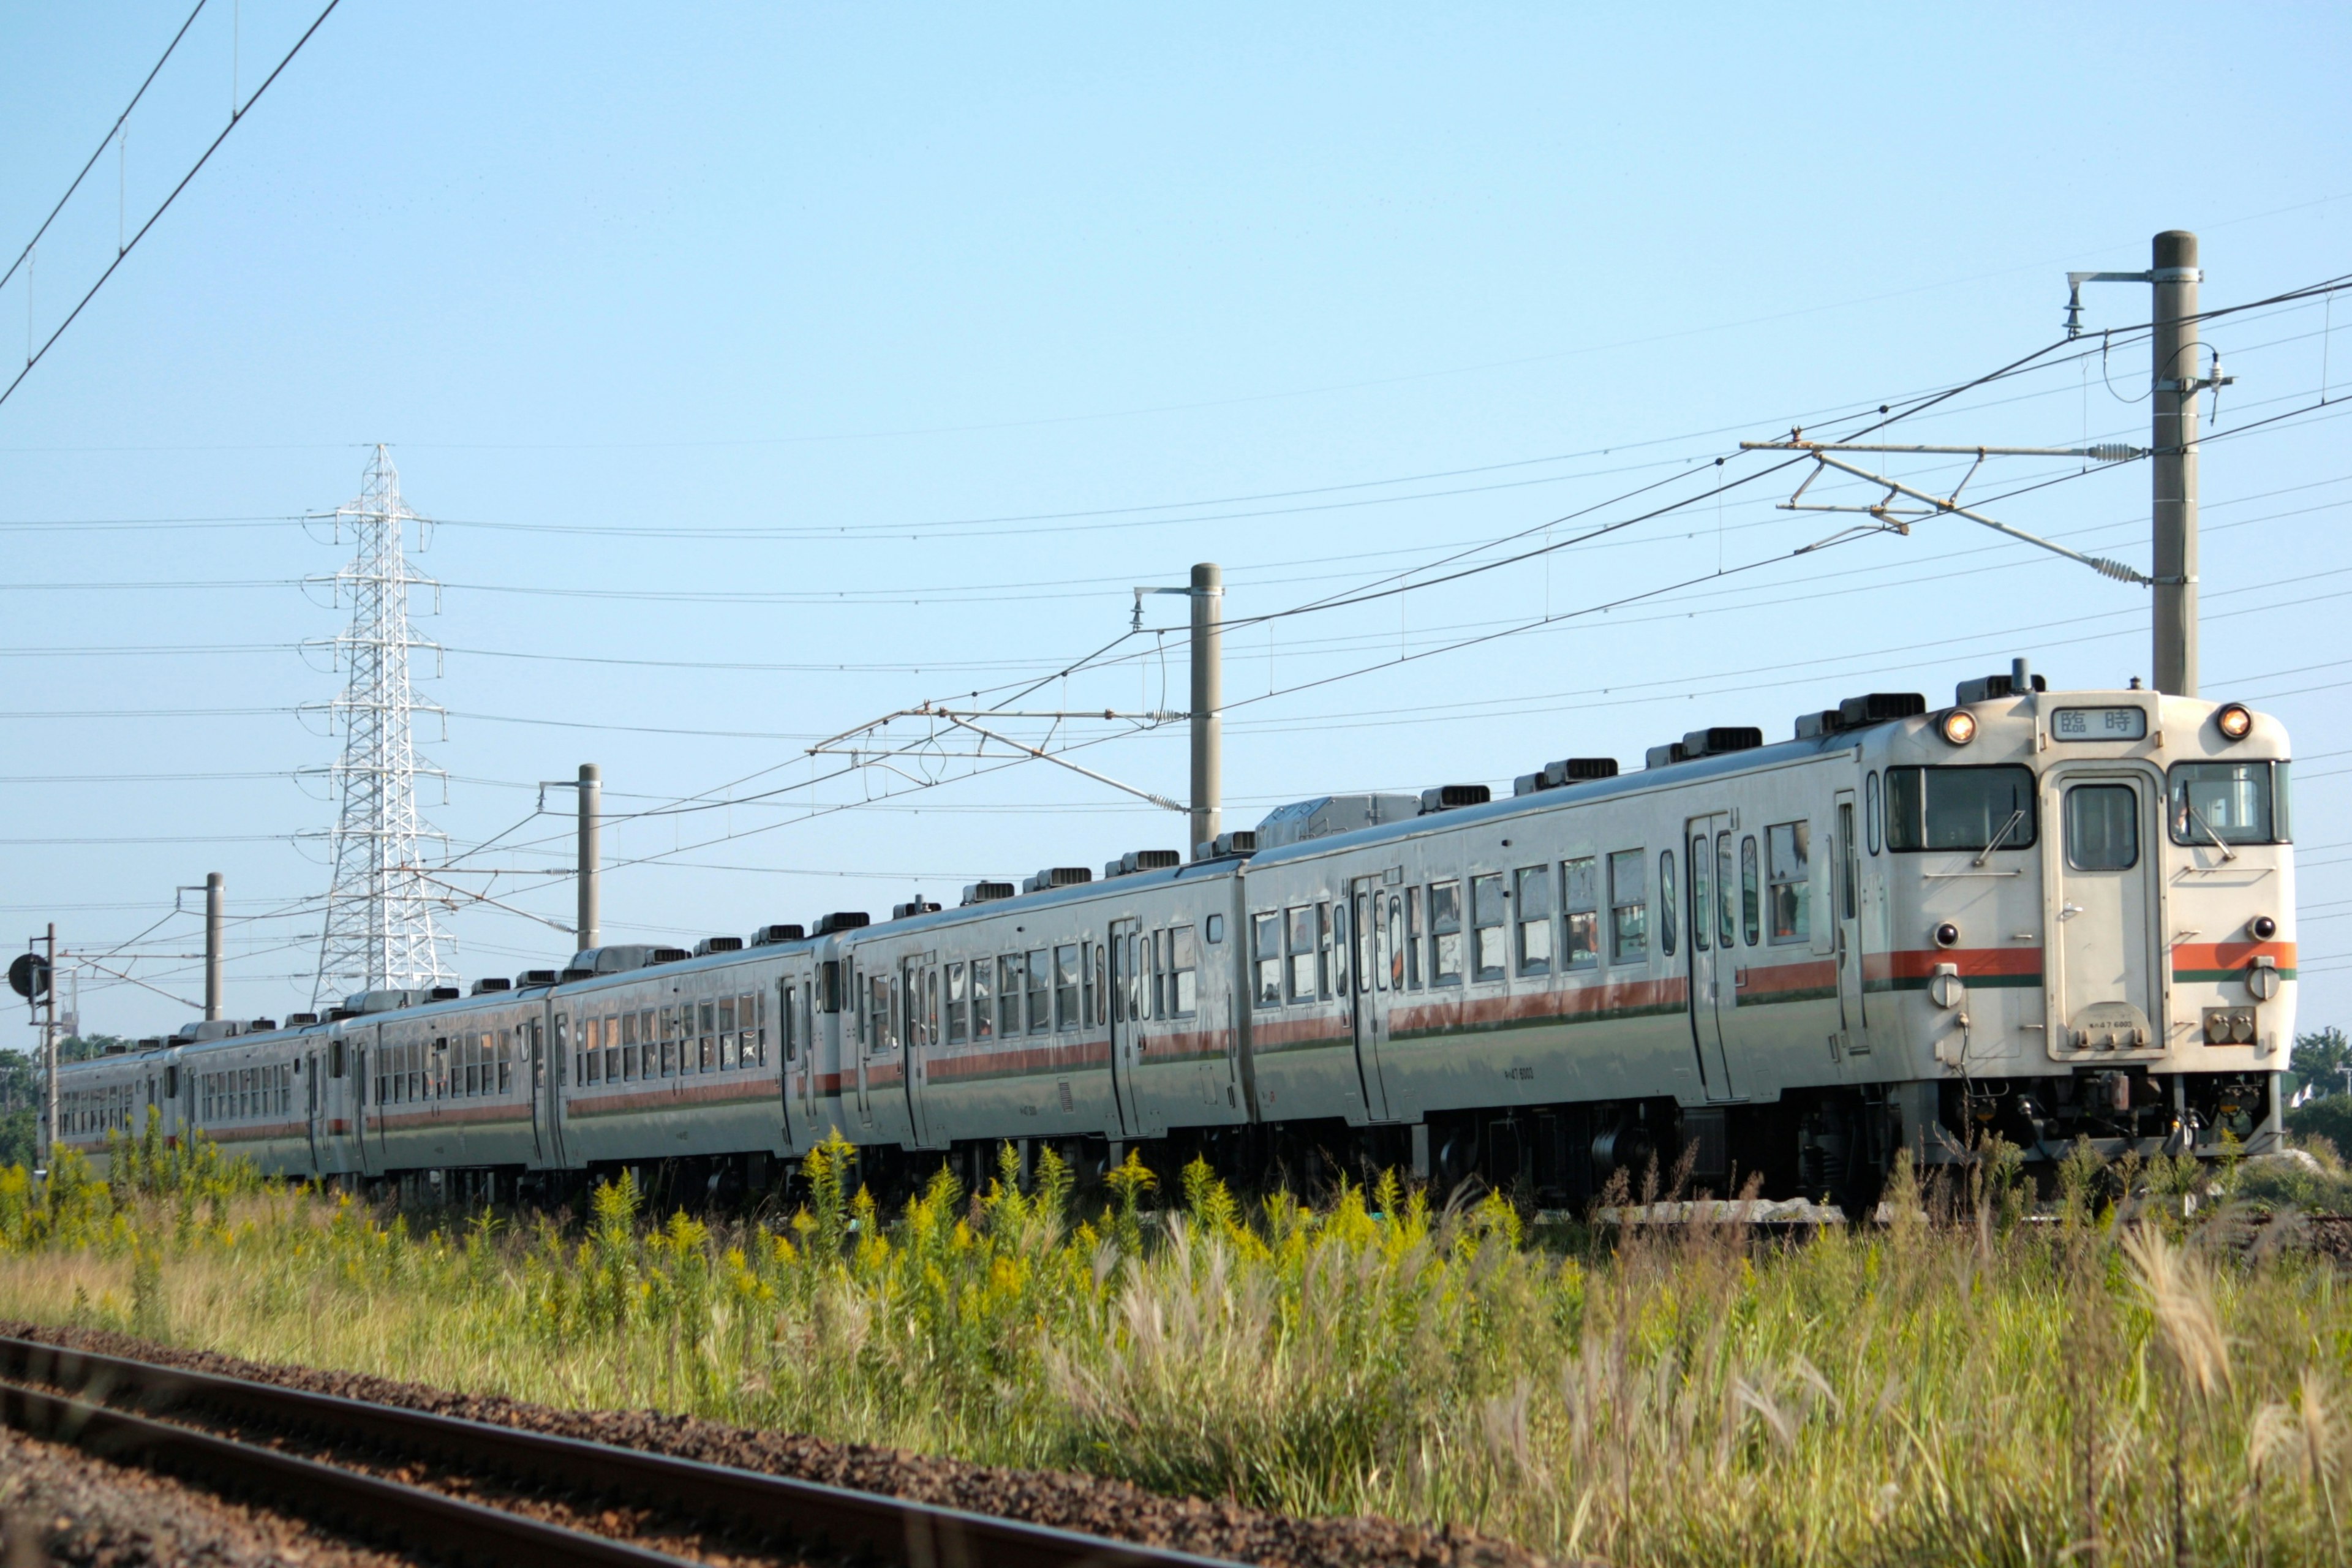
[1657,851,1677,958]
[1170,925,1199,1017]
[2066,784,2140,871]
[1470,874,1507,981]
[1767,821,1811,944]
[1740,837,1760,945]
[946,963,969,1041]
[973,960,997,1040]
[1054,944,1081,1031]
[1025,950,1050,1035]
[1428,881,1464,986]
[1866,772,1882,854]
[1253,913,1283,1007]
[2168,760,2288,846]
[1608,851,1648,963]
[998,955,1023,1038]
[1883,766,2038,853]
[1515,866,1553,976]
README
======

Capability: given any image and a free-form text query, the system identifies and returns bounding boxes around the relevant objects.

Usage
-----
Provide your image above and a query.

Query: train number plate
[2052,706,2147,742]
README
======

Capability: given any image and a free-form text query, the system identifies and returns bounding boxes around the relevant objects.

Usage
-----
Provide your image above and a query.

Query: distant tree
[56,1035,129,1064]
[2288,1093,2352,1155]
[2293,1026,2352,1098]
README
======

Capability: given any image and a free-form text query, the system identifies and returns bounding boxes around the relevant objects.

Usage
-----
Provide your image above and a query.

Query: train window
[1608,851,1648,963]
[498,1030,514,1093]
[1318,902,1338,999]
[1284,907,1316,1001]
[1838,804,1858,922]
[605,1014,622,1082]
[1093,943,1109,1027]
[1515,866,1553,976]
[1205,914,1224,944]
[1559,858,1598,970]
[1471,873,1507,981]
[1026,949,1050,1035]
[2066,784,2140,871]
[704,999,723,1071]
[753,990,768,1064]
[1883,766,2038,853]
[1404,887,1424,989]
[946,964,968,1042]
[1866,772,1882,855]
[1741,837,1760,945]
[1657,851,1677,958]
[720,998,740,1069]
[1251,914,1281,1007]
[1689,836,1711,953]
[1080,943,1099,1027]
[987,959,1016,1044]
[1387,892,1405,990]
[329,1041,344,1079]
[1171,925,1199,1016]
[1428,881,1464,985]
[1716,834,1736,950]
[2168,760,2286,846]
[1767,822,1811,944]
[1055,944,1081,1030]
[620,1011,637,1080]
[974,960,997,1040]
[583,1019,601,1085]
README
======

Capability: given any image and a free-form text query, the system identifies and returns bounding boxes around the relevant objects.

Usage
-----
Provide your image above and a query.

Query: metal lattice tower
[312,446,451,1005]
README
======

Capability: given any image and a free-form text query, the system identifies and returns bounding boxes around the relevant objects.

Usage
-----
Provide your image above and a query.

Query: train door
[1345,875,1395,1121]
[304,1049,322,1174]
[2047,766,2162,1053]
[535,1012,570,1167]
[347,1032,375,1177]
[778,975,805,1145]
[1686,815,1738,1099]
[1832,791,1870,1058]
[1107,918,1142,1136]
[903,954,938,1146]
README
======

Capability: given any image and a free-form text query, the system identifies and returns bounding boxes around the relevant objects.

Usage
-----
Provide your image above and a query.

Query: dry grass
[6,1131,2352,1566]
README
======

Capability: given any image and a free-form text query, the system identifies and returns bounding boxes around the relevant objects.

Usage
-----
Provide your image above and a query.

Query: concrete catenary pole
[203,872,224,1021]
[576,763,601,952]
[2151,230,2201,696]
[1189,563,1223,855]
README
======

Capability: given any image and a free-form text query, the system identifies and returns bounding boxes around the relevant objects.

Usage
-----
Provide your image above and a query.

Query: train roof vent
[1645,741,1689,769]
[514,969,561,989]
[750,922,805,946]
[1201,829,1257,860]
[349,989,417,1014]
[469,977,513,996]
[561,967,597,982]
[812,911,871,937]
[1420,783,1491,815]
[694,936,745,956]
[103,1041,130,1054]
[1022,866,1094,894]
[1682,726,1763,758]
[959,882,1016,907]
[326,1007,359,1022]
[1115,848,1181,876]
[652,946,691,964]
[891,899,943,920]
[1955,670,2048,704]
[1515,756,1619,794]
[428,986,461,1001]
[287,1014,319,1028]
[1254,793,1420,850]
[249,1018,279,1033]
[138,1036,168,1051]
[1841,692,1926,725]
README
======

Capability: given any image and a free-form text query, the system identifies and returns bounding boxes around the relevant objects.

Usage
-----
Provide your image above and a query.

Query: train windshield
[1883,766,2038,853]
[2168,760,2289,845]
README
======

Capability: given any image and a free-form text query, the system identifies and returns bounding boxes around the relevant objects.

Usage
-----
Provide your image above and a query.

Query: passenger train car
[49,668,2296,1210]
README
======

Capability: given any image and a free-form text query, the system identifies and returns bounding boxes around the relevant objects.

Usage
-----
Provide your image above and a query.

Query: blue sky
[3,2,2348,1036]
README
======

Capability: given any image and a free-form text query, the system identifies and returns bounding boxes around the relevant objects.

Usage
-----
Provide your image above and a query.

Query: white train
[50,665,2296,1209]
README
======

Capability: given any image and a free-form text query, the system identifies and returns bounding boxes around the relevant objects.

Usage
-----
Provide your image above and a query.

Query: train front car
[1867,672,2292,1169]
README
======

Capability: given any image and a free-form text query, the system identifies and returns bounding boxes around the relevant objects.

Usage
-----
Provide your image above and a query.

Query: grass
[5,1119,2352,1567]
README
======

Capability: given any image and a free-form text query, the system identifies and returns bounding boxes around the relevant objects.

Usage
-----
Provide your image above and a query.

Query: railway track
[0,1335,1234,1568]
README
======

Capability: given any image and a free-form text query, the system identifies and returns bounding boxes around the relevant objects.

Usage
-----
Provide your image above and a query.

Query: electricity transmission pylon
[311,445,451,1006]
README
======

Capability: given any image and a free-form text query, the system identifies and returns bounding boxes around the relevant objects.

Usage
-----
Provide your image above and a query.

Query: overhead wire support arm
[1740,442,2152,586]
[931,713,1185,813]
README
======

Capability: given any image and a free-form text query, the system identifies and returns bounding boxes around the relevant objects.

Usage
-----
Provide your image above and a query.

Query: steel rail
[0,1335,1235,1568]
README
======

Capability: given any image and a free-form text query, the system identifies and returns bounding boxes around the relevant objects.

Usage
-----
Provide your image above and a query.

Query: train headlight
[2249,914,2277,941]
[1939,709,1978,747]
[2216,703,2253,742]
